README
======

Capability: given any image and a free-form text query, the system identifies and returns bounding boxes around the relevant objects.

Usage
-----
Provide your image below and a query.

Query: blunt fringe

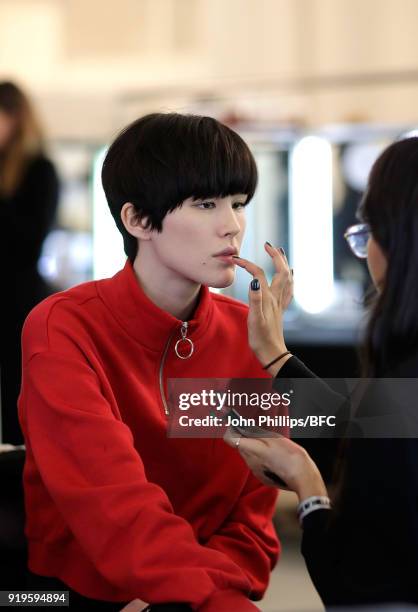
[101,113,258,261]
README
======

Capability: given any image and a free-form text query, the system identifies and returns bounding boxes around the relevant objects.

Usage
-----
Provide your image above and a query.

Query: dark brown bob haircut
[101,113,258,261]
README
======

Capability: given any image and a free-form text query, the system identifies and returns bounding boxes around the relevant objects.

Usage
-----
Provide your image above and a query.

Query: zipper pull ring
[175,322,194,359]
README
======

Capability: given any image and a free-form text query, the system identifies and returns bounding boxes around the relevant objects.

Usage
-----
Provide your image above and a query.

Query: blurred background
[1,0,418,609]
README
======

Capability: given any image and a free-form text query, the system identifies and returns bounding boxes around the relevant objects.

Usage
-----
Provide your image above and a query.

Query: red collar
[97,260,214,351]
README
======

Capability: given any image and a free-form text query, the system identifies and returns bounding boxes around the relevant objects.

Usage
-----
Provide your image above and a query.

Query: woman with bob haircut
[0,81,59,445]
[226,136,418,607]
[19,113,279,611]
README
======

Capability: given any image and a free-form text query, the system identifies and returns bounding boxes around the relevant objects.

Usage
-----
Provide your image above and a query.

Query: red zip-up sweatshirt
[18,261,279,611]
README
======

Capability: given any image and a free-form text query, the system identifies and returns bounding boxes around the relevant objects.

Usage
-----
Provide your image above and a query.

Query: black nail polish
[279,247,285,255]
[265,241,273,247]
[250,279,260,291]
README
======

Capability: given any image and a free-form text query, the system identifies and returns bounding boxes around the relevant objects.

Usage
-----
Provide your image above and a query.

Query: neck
[132,249,201,321]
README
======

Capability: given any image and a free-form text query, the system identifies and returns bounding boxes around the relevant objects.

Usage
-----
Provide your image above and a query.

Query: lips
[213,247,238,257]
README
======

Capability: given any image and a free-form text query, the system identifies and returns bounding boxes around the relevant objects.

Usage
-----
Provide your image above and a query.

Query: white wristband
[297,495,331,525]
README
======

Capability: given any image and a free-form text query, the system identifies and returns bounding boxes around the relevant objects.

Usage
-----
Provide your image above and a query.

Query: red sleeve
[20,350,253,608]
[204,471,279,600]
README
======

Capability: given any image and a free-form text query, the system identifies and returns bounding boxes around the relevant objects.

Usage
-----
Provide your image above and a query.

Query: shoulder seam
[42,288,99,349]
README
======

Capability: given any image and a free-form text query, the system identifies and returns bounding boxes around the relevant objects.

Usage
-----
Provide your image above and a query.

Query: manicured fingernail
[250,279,260,291]
[265,241,273,247]
[232,255,241,259]
[279,247,285,255]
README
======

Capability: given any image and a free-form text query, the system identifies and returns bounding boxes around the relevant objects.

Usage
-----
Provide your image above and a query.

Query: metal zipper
[159,322,194,416]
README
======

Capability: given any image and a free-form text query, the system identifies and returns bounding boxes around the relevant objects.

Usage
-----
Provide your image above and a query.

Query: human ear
[120,202,152,241]
[367,236,387,292]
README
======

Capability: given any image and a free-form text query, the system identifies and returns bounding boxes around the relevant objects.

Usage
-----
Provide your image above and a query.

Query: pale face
[145,194,248,288]
[367,235,387,292]
[0,110,16,150]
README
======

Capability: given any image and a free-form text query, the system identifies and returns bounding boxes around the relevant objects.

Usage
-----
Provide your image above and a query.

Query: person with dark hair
[225,137,418,606]
[18,113,279,611]
[0,81,59,445]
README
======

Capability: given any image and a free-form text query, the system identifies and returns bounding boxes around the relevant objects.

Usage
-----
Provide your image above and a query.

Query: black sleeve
[273,355,350,418]
[300,457,418,607]
[0,156,59,266]
[299,508,356,607]
[300,508,334,599]
[272,356,351,482]
[296,352,418,606]
[273,356,350,417]
[275,355,318,379]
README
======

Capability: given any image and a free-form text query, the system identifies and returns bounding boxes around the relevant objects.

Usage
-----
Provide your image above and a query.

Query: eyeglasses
[344,223,371,259]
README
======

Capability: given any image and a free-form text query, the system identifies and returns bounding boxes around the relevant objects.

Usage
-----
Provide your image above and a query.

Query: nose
[217,206,243,238]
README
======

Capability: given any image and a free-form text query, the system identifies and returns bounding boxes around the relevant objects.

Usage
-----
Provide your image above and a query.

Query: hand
[224,428,327,503]
[233,243,293,373]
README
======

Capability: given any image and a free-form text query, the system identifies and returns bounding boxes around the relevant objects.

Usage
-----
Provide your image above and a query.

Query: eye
[232,201,248,210]
[196,201,216,210]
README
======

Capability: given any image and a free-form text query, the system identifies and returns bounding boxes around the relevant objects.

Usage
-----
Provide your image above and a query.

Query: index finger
[233,256,269,288]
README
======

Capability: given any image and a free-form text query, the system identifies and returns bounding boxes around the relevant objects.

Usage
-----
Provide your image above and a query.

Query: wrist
[267,352,293,376]
[257,344,288,367]
[297,494,331,525]
[297,472,328,503]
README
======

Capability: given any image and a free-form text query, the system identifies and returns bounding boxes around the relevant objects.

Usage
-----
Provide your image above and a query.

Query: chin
[208,271,235,289]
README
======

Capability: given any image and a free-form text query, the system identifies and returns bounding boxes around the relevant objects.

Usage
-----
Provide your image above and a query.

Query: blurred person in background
[0,81,59,445]
[227,137,418,607]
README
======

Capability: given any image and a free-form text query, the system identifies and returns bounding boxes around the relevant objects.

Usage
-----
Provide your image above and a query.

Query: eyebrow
[193,194,249,202]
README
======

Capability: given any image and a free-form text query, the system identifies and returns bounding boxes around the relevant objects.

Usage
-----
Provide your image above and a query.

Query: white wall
[0,0,417,138]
